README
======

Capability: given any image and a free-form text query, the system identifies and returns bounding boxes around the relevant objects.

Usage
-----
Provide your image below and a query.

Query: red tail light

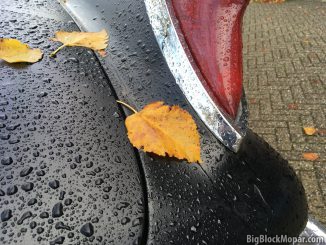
[171,0,249,119]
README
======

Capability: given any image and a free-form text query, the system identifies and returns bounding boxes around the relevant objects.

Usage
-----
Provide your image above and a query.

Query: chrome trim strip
[143,0,245,152]
[295,217,326,245]
[236,91,249,134]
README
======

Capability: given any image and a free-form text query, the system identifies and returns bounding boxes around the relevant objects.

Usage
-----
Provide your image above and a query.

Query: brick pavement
[243,0,326,225]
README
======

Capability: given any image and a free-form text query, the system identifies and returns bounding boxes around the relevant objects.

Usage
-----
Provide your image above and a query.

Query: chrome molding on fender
[295,217,326,245]
[143,0,246,152]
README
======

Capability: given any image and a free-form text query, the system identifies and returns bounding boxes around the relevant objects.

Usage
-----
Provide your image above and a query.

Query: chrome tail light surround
[143,0,247,152]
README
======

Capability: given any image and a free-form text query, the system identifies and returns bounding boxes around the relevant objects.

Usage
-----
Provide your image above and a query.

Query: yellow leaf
[50,29,109,57]
[303,153,319,161]
[124,101,201,163]
[303,127,317,136]
[0,38,43,63]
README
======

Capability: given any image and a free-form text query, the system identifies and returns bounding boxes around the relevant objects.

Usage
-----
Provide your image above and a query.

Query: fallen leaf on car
[303,153,319,161]
[303,127,317,136]
[118,101,201,163]
[0,38,43,63]
[50,29,108,57]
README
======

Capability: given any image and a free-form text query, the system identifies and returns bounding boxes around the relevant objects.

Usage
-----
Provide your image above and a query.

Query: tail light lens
[171,0,249,119]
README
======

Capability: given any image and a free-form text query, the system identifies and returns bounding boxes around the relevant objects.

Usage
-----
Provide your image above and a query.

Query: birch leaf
[123,101,201,163]
[50,29,108,56]
[0,38,43,63]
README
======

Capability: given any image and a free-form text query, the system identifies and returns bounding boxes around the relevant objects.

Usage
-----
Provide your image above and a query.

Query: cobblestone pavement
[243,0,326,225]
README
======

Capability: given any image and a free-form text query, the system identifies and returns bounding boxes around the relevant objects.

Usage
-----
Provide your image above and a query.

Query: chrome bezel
[143,0,247,152]
[295,217,326,245]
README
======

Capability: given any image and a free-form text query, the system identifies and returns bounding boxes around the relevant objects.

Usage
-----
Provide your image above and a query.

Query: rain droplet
[121,217,130,225]
[64,198,72,206]
[50,236,65,245]
[49,180,60,189]
[52,202,63,218]
[20,166,33,177]
[80,223,94,237]
[40,212,49,219]
[1,157,13,165]
[6,185,18,195]
[17,211,32,225]
[55,221,71,230]
[1,209,12,222]
[21,182,34,192]
[28,198,37,206]
[37,92,48,98]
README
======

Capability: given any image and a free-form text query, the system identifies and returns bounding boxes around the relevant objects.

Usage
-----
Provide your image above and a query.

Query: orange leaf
[303,127,317,136]
[125,101,201,163]
[303,153,319,161]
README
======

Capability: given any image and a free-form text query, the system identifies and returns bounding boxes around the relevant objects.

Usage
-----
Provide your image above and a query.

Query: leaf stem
[117,100,138,114]
[50,44,65,57]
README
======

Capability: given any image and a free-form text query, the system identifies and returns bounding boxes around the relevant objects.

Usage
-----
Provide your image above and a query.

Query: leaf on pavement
[50,29,108,57]
[303,153,319,161]
[303,127,317,136]
[0,38,43,63]
[317,129,326,136]
[122,101,201,163]
[288,103,298,110]
[252,0,285,3]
